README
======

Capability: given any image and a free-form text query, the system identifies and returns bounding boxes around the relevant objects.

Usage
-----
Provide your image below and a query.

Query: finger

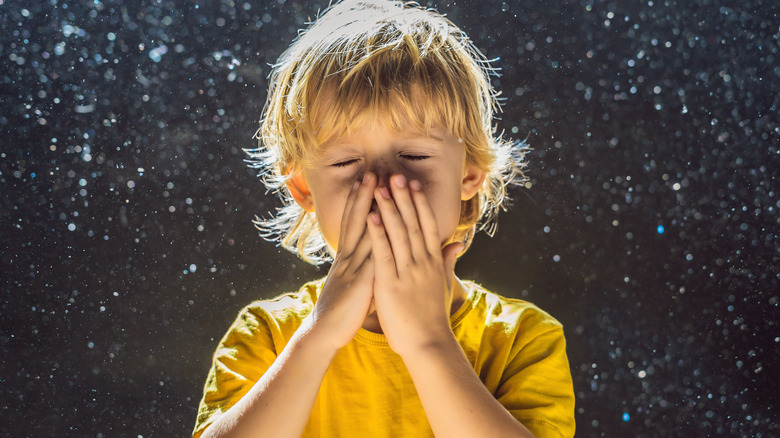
[336,180,360,254]
[408,179,442,255]
[374,186,414,270]
[441,242,464,292]
[349,228,373,272]
[339,173,376,256]
[388,174,426,260]
[354,247,375,289]
[366,212,398,280]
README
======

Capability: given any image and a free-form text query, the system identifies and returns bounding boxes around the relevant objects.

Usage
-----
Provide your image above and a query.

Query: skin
[200,120,535,438]
[293,121,482,333]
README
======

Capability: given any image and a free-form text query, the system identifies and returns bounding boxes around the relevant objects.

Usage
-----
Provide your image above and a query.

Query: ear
[461,163,486,201]
[286,170,315,212]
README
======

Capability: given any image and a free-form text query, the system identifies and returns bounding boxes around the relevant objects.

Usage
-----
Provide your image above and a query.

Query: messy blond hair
[246,0,527,265]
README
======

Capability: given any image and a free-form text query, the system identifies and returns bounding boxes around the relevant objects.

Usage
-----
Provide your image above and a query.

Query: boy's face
[292,120,484,253]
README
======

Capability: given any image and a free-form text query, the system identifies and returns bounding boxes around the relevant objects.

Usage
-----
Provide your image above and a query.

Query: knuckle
[408,226,423,238]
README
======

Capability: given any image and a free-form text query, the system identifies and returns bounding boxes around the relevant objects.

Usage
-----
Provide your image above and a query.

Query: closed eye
[331,159,360,168]
[401,154,430,162]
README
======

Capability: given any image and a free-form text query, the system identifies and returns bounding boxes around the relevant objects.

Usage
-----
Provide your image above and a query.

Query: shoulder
[465,280,564,335]
[242,278,322,323]
[224,278,324,347]
[460,282,575,438]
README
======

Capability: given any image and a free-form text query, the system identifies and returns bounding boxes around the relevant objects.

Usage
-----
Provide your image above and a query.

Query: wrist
[296,315,343,358]
[396,324,459,363]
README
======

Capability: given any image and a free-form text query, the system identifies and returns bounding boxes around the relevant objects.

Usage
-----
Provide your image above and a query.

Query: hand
[309,173,377,351]
[366,174,463,357]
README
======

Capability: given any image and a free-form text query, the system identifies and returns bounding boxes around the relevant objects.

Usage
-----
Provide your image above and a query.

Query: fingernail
[409,180,422,191]
[379,187,391,199]
[352,181,360,192]
[370,212,382,225]
[362,173,372,184]
[393,174,406,187]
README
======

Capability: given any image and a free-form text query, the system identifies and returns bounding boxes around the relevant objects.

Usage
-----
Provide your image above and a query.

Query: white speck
[67,223,76,231]
[75,104,95,114]
[148,44,168,63]
[189,264,197,272]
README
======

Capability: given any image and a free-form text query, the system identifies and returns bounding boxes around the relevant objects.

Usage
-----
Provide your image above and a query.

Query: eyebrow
[324,132,446,149]
[403,132,445,142]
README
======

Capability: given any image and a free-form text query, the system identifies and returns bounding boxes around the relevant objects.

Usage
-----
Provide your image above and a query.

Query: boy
[193,1,575,437]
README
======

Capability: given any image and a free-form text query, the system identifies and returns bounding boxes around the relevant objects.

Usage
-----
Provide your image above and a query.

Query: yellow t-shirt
[193,279,575,438]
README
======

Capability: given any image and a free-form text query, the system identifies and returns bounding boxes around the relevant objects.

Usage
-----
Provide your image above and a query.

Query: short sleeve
[192,305,280,438]
[495,311,576,438]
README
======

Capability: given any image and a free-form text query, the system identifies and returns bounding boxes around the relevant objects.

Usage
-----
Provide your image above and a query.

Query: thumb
[441,242,464,289]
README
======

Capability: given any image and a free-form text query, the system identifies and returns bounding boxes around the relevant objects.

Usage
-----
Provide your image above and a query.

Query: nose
[366,158,402,188]
[375,171,391,189]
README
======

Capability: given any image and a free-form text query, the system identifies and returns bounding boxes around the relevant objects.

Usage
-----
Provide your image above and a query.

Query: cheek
[402,165,441,191]
[312,173,356,201]
[409,169,460,200]
[417,159,464,238]
[311,182,354,244]
[412,174,462,223]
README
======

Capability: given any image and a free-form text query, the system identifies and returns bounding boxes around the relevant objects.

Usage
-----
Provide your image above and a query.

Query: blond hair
[246,0,528,265]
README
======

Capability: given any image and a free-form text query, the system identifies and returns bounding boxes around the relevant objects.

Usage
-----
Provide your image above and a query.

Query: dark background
[2,0,778,436]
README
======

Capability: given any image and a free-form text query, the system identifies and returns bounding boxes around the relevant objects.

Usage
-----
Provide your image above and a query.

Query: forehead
[321,123,448,148]
[308,80,453,149]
